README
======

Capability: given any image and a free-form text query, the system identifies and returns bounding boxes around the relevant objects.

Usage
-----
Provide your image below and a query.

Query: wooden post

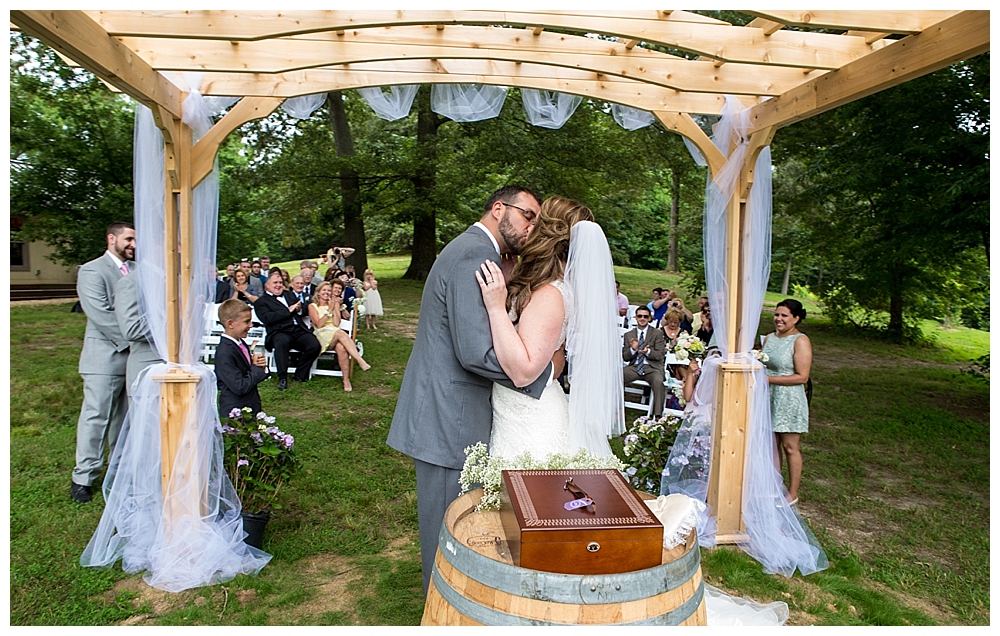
[154,370,204,532]
[708,361,753,543]
[706,128,774,545]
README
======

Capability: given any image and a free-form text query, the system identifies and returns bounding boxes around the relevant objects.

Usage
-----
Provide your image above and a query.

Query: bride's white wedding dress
[489,280,572,460]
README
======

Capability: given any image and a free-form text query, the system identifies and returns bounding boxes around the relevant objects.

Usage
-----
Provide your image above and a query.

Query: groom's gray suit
[115,267,165,398]
[387,225,551,594]
[72,252,132,489]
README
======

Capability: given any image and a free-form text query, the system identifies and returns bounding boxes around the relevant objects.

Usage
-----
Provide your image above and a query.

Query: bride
[475,196,625,460]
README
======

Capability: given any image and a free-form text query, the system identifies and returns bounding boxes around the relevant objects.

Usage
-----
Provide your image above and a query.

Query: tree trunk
[666,168,680,272]
[887,264,905,343]
[326,92,368,273]
[780,258,792,295]
[404,87,440,281]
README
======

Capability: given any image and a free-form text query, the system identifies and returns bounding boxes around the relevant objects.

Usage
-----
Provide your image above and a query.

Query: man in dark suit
[622,305,667,417]
[71,222,135,503]
[253,270,321,390]
[288,274,313,328]
[387,185,551,594]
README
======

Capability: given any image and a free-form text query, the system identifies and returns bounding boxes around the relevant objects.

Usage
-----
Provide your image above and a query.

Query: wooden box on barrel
[498,468,663,575]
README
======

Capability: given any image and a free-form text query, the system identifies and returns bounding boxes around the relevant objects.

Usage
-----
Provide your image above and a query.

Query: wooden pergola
[11,10,989,545]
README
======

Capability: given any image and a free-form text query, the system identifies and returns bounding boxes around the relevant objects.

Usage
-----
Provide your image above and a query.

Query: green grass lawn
[9,256,990,625]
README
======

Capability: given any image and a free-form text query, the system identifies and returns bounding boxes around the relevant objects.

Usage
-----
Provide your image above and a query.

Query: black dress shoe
[277,377,288,390]
[70,482,93,503]
[291,376,308,383]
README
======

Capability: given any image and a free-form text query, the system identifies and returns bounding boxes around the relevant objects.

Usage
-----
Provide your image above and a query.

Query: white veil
[661,96,828,577]
[80,87,271,591]
[564,221,626,456]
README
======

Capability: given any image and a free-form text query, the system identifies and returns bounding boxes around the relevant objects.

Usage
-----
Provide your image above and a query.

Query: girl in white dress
[476,196,624,461]
[362,269,383,329]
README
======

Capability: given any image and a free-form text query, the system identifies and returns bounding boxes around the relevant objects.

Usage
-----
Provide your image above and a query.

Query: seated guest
[696,304,714,344]
[222,263,236,283]
[250,259,266,287]
[332,270,357,311]
[691,295,708,333]
[215,269,232,304]
[308,281,371,392]
[259,255,271,280]
[616,280,629,320]
[647,287,669,326]
[215,299,269,418]
[278,268,292,289]
[288,274,313,328]
[239,259,264,297]
[661,307,688,349]
[622,306,667,418]
[254,270,321,390]
[301,267,317,295]
[228,269,259,306]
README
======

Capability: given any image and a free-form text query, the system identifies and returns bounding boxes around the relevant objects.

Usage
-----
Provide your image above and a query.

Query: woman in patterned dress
[761,299,812,505]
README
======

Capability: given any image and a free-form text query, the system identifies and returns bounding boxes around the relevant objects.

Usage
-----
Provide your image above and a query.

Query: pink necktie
[238,341,251,364]
[120,263,129,276]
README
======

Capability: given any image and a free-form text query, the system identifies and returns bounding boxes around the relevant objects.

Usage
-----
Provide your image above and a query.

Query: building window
[11,216,30,271]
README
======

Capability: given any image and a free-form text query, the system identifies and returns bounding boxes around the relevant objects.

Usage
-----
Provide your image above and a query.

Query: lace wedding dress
[489,280,572,460]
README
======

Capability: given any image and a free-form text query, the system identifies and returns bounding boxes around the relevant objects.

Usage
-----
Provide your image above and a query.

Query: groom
[388,185,552,594]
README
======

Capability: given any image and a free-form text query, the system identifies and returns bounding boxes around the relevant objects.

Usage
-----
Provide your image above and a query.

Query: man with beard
[387,185,553,595]
[70,222,135,503]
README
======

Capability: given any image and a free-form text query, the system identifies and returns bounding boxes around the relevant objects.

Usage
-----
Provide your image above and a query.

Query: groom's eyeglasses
[502,202,538,225]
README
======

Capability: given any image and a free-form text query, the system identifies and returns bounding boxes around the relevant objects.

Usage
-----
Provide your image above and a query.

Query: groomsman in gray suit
[387,185,552,594]
[115,262,165,398]
[70,222,135,503]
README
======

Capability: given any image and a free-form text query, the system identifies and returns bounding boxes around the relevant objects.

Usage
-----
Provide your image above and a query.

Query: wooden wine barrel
[422,489,706,626]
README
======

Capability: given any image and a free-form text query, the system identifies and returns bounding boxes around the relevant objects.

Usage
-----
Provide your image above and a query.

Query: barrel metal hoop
[436,520,702,604]
[431,568,705,626]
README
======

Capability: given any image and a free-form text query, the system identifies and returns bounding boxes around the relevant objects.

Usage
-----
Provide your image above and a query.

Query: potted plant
[221,408,299,548]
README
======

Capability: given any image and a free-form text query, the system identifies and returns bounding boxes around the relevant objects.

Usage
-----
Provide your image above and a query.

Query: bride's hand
[475,260,507,313]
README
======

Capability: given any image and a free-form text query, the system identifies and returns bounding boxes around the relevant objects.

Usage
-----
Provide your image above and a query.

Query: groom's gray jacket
[388,225,551,470]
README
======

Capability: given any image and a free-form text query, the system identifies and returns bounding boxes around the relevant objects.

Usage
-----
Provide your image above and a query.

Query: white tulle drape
[520,89,582,130]
[80,89,271,591]
[358,85,419,121]
[431,84,508,122]
[661,96,828,577]
[564,221,626,455]
[282,93,327,120]
[611,103,656,131]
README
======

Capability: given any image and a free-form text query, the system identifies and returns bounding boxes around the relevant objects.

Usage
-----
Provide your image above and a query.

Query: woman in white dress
[476,196,625,461]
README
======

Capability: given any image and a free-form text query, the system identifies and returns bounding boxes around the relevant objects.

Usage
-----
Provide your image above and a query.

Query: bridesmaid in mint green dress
[761,299,812,505]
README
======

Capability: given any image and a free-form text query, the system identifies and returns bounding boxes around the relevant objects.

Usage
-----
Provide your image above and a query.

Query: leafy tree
[774,54,990,340]
[10,33,134,265]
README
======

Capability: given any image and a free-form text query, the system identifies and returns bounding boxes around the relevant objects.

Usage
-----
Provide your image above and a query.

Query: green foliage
[961,354,989,382]
[221,409,300,512]
[774,54,990,341]
[10,33,135,266]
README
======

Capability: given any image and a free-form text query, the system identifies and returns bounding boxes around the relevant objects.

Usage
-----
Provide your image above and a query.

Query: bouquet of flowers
[221,408,300,513]
[672,333,706,361]
[751,349,769,364]
[459,443,625,511]
[354,297,366,317]
[622,413,684,493]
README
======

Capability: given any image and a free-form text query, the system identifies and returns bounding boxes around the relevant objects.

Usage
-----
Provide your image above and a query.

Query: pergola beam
[118,34,819,96]
[195,63,756,115]
[749,10,989,132]
[191,97,284,187]
[10,10,183,118]
[745,10,962,34]
[88,10,874,69]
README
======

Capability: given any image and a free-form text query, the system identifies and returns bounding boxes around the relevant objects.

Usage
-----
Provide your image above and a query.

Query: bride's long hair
[506,195,594,317]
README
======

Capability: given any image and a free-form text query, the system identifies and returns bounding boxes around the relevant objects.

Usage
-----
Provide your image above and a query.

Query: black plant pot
[241,510,271,549]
